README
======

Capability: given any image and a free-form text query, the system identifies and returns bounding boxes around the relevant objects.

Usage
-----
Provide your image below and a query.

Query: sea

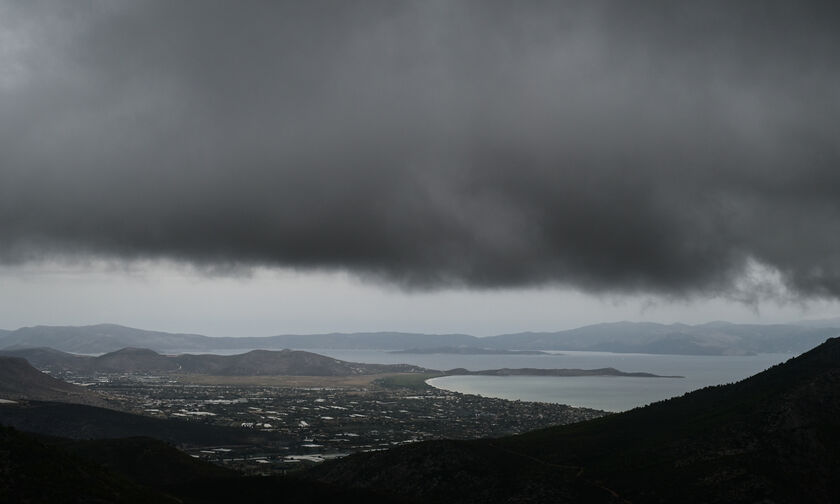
[305,349,795,412]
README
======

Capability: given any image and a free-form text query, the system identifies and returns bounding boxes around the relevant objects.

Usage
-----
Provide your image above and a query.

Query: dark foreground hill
[0,426,402,504]
[0,426,177,503]
[304,337,840,503]
[0,346,430,376]
[0,400,286,446]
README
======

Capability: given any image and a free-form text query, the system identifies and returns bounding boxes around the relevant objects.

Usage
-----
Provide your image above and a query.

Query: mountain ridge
[3,320,838,355]
[0,347,431,376]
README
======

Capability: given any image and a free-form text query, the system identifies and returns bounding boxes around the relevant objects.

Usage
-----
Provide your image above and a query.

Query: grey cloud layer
[2,1,839,296]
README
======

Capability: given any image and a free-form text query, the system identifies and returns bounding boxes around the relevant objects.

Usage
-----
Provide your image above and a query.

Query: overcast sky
[1,1,838,336]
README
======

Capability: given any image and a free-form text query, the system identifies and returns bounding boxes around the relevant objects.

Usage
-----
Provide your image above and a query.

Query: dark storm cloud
[2,1,839,297]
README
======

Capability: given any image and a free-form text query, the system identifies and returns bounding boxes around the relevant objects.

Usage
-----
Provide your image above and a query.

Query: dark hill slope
[309,437,622,503]
[0,356,109,407]
[0,426,176,503]
[62,436,406,504]
[0,426,403,503]
[59,436,238,490]
[307,338,840,503]
[0,400,286,446]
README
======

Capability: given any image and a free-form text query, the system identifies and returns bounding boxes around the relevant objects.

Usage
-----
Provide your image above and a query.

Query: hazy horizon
[3,310,839,340]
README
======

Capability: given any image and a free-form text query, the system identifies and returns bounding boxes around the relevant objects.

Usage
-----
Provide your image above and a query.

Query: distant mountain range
[0,324,476,354]
[1,320,839,355]
[485,320,840,355]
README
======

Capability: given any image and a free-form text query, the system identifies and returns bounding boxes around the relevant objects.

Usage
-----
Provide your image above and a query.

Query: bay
[310,348,794,412]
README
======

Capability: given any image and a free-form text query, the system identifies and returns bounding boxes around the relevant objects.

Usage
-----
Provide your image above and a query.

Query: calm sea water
[307,349,794,412]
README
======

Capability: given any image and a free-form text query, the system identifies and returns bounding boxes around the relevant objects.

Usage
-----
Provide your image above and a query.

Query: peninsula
[390,346,550,355]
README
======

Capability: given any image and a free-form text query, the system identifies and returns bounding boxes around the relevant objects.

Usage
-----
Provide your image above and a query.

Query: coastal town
[52,369,606,474]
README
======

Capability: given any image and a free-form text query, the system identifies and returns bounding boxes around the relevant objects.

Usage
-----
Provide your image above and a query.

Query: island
[443,367,683,378]
[389,346,551,355]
